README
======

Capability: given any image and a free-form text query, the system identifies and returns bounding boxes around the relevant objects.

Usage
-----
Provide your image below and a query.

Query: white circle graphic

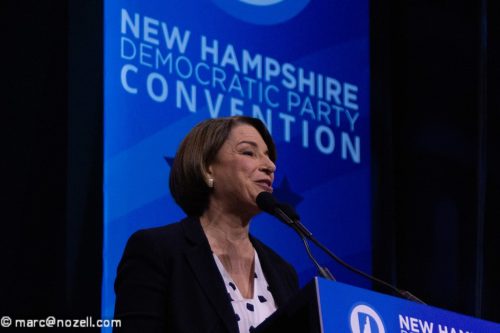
[239,0,284,6]
[212,0,310,25]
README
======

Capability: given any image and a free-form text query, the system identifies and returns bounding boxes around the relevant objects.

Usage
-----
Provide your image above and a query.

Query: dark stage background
[2,0,498,331]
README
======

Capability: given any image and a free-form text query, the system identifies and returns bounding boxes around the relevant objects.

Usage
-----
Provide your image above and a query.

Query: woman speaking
[114,116,299,332]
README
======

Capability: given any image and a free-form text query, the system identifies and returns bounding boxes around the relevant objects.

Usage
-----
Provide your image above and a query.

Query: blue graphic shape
[164,156,175,168]
[212,0,310,25]
[273,176,303,207]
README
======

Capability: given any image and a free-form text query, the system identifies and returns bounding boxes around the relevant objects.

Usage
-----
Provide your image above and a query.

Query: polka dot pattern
[214,250,277,333]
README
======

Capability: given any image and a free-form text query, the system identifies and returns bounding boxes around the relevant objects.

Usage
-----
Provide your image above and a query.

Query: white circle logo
[212,0,310,25]
[350,304,385,333]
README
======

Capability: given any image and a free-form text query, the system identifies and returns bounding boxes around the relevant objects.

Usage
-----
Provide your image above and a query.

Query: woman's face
[207,124,276,216]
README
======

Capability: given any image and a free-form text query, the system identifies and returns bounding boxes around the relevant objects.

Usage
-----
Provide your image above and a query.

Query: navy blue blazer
[114,217,299,333]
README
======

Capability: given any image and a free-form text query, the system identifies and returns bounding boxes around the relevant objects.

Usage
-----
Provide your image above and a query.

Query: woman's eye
[243,151,254,156]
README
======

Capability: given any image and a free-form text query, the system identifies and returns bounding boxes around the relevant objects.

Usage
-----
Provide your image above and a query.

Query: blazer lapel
[251,237,289,307]
[182,217,239,333]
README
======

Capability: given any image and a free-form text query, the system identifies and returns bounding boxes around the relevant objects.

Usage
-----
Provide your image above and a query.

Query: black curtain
[372,0,499,322]
[1,1,102,331]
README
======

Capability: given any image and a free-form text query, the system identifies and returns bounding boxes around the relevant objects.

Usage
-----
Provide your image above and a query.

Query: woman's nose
[260,156,276,174]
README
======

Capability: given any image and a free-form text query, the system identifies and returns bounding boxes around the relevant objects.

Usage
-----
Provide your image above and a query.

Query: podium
[255,277,500,333]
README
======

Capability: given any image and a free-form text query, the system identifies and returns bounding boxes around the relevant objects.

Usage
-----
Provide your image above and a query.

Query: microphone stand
[273,207,335,281]
[273,206,426,304]
[300,233,336,281]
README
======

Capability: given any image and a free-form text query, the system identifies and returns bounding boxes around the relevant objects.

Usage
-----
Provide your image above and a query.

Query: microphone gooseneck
[256,191,426,304]
[256,192,334,280]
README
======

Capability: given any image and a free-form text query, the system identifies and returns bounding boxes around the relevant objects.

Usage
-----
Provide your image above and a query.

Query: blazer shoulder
[130,220,183,242]
[121,218,191,261]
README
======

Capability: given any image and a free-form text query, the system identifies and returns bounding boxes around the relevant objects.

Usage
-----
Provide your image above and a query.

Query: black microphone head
[278,203,300,221]
[256,191,278,214]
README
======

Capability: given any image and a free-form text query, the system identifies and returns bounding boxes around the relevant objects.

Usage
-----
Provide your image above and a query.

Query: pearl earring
[207,178,214,188]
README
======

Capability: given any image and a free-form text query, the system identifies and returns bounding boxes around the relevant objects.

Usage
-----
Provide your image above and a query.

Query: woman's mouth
[255,180,273,192]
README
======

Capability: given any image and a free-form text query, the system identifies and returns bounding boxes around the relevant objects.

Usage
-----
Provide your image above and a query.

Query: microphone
[256,191,426,304]
[256,191,283,216]
[277,202,300,221]
[256,192,312,238]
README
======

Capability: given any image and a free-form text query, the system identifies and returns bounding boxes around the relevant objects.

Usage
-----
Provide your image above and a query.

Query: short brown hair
[169,116,276,217]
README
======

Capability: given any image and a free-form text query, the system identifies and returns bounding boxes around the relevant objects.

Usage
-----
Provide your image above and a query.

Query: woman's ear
[203,165,214,188]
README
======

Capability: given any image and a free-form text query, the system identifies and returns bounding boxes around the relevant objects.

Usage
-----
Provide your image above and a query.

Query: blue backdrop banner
[103,0,371,326]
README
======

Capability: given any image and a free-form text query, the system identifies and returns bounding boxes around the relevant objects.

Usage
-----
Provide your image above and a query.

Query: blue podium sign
[317,278,500,333]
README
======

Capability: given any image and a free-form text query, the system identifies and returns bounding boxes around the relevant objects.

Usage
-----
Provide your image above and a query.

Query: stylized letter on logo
[350,304,385,333]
